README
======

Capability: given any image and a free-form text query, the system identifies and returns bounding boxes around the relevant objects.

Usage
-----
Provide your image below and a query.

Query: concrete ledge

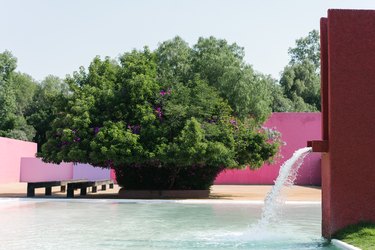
[118,188,210,199]
[331,239,362,250]
[307,140,328,152]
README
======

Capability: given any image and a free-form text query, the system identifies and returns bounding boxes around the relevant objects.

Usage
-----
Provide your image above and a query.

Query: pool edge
[331,239,362,250]
[0,197,321,205]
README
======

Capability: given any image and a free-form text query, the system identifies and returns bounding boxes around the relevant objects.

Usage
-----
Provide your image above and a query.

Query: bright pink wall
[215,113,322,185]
[0,137,37,184]
[20,158,73,182]
[110,169,117,183]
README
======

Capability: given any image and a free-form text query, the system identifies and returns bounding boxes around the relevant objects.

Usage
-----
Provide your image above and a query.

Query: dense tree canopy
[156,36,192,84]
[0,51,71,143]
[155,36,282,122]
[288,30,320,69]
[38,43,282,189]
[40,48,281,166]
[280,30,321,111]
[0,51,36,141]
[26,75,69,150]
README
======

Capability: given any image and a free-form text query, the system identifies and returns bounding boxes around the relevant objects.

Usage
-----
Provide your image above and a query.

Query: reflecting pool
[0,199,338,250]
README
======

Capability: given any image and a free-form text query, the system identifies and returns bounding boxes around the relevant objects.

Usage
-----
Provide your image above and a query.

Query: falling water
[257,147,312,227]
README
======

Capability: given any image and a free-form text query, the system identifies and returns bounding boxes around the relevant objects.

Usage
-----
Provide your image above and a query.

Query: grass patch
[333,221,375,250]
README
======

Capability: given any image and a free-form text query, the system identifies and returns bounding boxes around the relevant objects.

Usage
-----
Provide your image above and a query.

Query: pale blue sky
[2,0,375,81]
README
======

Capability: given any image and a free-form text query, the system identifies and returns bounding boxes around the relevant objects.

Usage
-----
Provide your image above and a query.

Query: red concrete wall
[0,137,37,183]
[215,113,322,185]
[320,17,331,238]
[321,9,375,237]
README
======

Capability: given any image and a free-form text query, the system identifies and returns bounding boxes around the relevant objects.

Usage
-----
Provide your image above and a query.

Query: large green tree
[280,30,321,111]
[40,46,281,190]
[0,51,36,141]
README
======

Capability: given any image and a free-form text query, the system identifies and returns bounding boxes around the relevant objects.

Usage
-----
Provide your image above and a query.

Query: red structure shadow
[310,9,375,237]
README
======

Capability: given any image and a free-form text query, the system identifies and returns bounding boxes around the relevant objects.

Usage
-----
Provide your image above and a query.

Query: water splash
[257,147,312,227]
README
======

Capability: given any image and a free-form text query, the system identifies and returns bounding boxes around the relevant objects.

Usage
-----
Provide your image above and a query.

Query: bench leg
[101,184,106,191]
[45,187,52,196]
[92,186,97,193]
[109,183,114,189]
[80,187,87,196]
[67,188,74,198]
[60,185,66,192]
[27,185,35,197]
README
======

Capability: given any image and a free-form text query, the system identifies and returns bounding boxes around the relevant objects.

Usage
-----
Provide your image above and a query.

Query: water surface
[0,199,338,250]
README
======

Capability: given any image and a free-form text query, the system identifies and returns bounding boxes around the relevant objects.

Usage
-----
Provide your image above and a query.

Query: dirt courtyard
[0,183,321,201]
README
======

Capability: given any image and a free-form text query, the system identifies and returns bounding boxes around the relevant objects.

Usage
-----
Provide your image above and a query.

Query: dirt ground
[0,182,321,201]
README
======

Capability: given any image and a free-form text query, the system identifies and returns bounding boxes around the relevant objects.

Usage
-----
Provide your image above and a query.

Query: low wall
[20,158,111,182]
[73,163,110,181]
[20,158,73,182]
[0,137,37,184]
[215,113,322,185]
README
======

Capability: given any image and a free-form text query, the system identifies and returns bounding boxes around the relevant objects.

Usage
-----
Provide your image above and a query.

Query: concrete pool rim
[0,197,321,205]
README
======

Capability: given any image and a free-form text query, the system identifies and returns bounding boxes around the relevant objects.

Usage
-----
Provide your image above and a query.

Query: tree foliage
[155,36,192,84]
[280,30,321,111]
[0,51,36,141]
[154,36,286,123]
[191,36,273,122]
[39,44,282,190]
[26,75,69,150]
[288,30,320,69]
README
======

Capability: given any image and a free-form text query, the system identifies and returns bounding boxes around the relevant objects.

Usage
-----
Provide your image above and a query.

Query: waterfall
[257,147,312,227]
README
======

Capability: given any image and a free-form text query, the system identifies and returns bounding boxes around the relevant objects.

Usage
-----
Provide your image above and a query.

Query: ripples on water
[0,200,338,250]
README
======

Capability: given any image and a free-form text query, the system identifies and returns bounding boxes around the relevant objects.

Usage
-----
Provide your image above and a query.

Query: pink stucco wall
[20,158,73,182]
[0,137,37,184]
[215,113,322,185]
[20,159,111,182]
[73,163,110,181]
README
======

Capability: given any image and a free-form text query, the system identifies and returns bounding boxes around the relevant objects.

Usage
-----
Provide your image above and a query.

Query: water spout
[257,147,312,227]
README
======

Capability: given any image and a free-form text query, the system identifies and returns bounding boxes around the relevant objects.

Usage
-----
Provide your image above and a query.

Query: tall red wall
[321,9,375,237]
[215,113,322,185]
[0,137,37,184]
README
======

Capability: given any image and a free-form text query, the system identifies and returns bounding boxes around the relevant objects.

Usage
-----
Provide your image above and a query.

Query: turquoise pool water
[0,199,338,250]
